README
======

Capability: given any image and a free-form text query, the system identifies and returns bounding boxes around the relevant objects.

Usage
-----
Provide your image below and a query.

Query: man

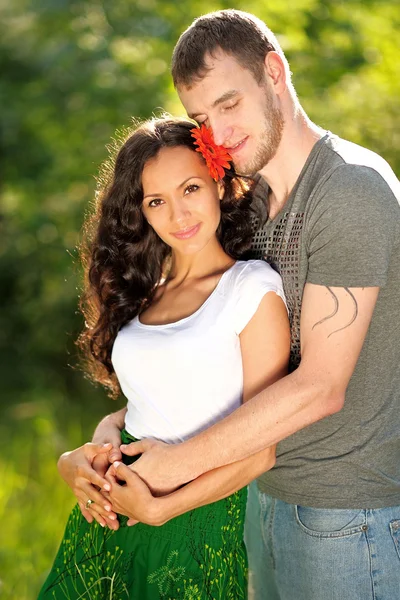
[64,10,400,599]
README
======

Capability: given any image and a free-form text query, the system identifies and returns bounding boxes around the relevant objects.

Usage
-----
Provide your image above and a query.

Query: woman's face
[141,146,223,256]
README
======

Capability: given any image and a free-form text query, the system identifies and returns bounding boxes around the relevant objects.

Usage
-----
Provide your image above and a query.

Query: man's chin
[234,164,259,178]
[231,159,255,178]
[232,147,270,176]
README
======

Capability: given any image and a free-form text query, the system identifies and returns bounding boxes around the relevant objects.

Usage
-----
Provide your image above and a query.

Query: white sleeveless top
[111,260,286,443]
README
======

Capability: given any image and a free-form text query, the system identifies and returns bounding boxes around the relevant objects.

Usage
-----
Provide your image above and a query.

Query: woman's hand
[91,408,126,463]
[58,442,119,529]
[106,461,168,526]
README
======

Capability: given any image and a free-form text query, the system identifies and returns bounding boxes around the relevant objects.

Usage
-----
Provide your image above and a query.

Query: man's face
[178,50,284,176]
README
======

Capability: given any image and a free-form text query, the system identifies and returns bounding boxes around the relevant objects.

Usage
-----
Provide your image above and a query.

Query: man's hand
[121,439,186,495]
[106,461,167,526]
[58,442,119,529]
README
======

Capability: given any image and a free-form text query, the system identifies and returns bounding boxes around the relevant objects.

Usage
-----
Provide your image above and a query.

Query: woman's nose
[171,200,191,225]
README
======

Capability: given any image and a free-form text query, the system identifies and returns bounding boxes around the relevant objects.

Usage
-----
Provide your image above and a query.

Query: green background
[1,1,399,597]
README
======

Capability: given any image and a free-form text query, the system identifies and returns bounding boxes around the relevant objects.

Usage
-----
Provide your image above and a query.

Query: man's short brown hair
[171,9,285,88]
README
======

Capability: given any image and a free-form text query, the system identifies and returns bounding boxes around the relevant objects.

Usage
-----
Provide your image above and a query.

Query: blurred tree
[1,0,399,421]
[0,2,398,595]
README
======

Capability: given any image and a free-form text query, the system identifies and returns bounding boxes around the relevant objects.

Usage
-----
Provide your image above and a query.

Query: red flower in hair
[191,124,232,181]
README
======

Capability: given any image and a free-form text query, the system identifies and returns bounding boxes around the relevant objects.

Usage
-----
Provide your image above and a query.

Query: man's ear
[264,51,286,94]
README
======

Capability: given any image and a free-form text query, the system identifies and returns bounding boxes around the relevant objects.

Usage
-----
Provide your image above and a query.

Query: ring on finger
[85,498,94,510]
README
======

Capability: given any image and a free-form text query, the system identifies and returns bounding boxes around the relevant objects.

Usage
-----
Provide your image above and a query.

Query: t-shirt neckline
[136,261,238,329]
[264,131,330,227]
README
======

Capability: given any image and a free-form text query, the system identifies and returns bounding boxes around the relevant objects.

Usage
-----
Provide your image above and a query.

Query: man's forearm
[172,368,342,483]
[155,446,275,525]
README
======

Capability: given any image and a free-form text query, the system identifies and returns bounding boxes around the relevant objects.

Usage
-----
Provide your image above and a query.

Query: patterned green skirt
[38,430,248,599]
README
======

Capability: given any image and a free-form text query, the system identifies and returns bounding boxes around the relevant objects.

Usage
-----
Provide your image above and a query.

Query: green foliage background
[0,1,399,597]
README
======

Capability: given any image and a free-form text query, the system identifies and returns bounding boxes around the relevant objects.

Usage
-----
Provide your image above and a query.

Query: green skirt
[38,430,248,599]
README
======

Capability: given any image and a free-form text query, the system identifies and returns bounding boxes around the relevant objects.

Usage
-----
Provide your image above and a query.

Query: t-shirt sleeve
[233,261,288,335]
[305,165,399,288]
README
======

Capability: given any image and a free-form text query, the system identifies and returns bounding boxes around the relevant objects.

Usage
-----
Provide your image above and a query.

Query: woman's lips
[171,223,201,240]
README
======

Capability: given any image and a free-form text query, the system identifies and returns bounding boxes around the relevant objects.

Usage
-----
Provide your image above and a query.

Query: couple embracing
[38,10,400,600]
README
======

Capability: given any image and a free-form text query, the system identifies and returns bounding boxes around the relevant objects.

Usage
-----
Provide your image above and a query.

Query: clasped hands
[58,438,181,530]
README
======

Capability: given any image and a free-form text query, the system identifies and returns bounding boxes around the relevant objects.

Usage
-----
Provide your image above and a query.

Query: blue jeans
[244,482,400,600]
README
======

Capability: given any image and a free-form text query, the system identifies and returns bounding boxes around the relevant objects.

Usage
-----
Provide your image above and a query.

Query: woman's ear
[217,181,225,200]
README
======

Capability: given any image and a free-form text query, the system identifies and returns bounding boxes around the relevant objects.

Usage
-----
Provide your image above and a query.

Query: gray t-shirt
[250,132,400,508]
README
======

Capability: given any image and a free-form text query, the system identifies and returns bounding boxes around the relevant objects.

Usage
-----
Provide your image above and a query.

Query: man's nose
[211,120,234,147]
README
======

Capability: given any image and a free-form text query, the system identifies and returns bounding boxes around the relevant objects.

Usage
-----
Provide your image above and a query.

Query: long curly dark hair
[78,116,254,397]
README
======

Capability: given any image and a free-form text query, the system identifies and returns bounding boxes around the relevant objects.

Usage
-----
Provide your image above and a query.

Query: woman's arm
[107,292,290,525]
[91,407,127,452]
[57,407,127,528]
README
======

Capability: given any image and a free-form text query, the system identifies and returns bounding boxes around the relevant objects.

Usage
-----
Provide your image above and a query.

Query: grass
[0,396,107,599]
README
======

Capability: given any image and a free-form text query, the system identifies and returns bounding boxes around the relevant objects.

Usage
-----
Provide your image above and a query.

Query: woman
[38,117,289,599]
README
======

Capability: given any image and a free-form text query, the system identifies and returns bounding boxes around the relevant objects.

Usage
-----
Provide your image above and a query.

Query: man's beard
[238,88,284,176]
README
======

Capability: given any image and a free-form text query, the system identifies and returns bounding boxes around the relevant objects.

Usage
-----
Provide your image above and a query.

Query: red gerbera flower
[191,124,232,181]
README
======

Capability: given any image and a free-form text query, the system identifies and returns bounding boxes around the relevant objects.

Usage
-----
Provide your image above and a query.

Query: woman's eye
[148,198,163,208]
[184,184,199,194]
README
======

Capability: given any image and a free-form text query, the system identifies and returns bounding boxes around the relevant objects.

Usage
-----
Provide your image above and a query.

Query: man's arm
[106,446,276,526]
[128,284,379,492]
